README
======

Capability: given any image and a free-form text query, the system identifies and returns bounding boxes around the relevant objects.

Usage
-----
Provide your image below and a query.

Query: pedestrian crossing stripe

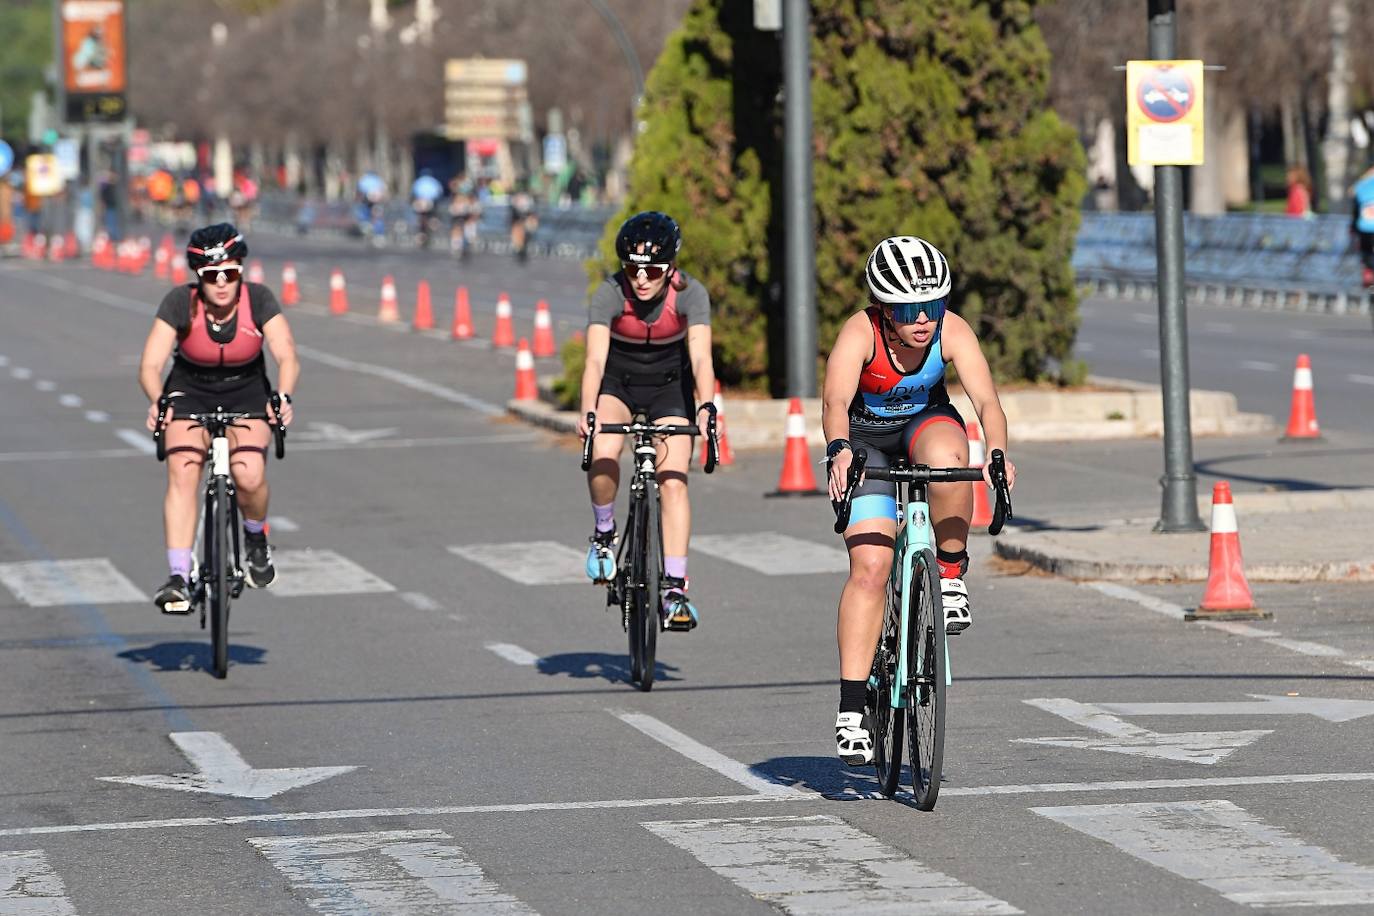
[642,814,1023,915]
[0,559,146,607]
[249,829,538,914]
[1033,799,1374,907]
[447,541,588,585]
[0,849,77,915]
[692,532,850,576]
[269,550,395,597]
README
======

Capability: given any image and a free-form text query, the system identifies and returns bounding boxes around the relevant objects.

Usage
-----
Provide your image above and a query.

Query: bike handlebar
[831,447,1014,535]
[580,405,719,473]
[152,394,287,463]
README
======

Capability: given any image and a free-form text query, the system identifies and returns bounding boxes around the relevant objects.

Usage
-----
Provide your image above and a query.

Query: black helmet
[615,211,681,264]
[186,223,247,271]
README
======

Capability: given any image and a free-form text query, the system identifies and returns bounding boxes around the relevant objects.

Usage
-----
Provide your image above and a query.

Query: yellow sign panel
[1126,59,1205,166]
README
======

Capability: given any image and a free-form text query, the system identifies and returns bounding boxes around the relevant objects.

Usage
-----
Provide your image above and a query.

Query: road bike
[581,406,717,691]
[833,447,1011,809]
[154,395,286,679]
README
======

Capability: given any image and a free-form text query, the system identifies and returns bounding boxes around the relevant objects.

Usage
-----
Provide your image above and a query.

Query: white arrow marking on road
[1100,695,1374,723]
[292,421,397,445]
[1014,698,1271,765]
[99,732,357,799]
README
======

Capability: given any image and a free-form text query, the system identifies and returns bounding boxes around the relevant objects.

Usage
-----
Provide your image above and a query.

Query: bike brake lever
[580,412,596,471]
[987,449,1012,535]
[832,448,869,534]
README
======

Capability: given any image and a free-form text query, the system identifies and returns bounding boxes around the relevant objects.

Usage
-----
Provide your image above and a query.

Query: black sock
[936,548,968,565]
[839,679,868,715]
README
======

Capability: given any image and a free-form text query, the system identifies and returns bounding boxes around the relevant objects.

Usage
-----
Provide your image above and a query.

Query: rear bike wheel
[869,567,904,797]
[209,477,231,679]
[634,485,661,692]
[907,548,945,809]
[621,498,643,685]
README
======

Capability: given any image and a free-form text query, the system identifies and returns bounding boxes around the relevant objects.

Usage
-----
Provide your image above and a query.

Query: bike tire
[869,569,904,796]
[907,549,946,809]
[637,483,661,692]
[209,477,230,679]
[622,500,642,685]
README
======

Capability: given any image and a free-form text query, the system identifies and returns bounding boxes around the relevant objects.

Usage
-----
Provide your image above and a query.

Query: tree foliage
[0,1,52,140]
[594,0,1086,388]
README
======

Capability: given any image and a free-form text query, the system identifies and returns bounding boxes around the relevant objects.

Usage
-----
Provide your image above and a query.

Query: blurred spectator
[1285,165,1312,218]
[1351,163,1374,287]
[99,172,119,238]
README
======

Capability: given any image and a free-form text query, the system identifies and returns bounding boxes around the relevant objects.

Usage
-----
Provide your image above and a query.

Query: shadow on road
[751,755,921,805]
[536,651,681,685]
[117,641,267,674]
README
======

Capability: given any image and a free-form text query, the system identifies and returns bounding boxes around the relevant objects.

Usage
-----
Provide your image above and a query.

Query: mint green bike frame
[884,494,952,710]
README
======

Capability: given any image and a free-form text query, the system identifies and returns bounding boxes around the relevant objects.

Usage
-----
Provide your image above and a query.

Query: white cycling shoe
[835,712,874,767]
[942,576,972,634]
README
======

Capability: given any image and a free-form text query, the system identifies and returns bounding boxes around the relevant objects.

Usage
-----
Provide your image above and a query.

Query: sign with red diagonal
[1126,59,1205,166]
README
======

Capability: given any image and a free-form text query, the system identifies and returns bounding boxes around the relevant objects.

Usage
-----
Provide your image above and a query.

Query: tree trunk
[1221,106,1250,208]
[1190,87,1225,214]
[1322,0,1351,210]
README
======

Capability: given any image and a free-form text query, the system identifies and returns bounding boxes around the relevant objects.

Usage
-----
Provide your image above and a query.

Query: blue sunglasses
[885,297,947,324]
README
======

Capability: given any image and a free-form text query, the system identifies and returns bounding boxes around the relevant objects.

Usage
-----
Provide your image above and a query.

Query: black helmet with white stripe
[186,223,247,271]
[865,236,951,304]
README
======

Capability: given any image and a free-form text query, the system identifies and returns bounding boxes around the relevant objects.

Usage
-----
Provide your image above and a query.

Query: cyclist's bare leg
[163,421,209,550]
[588,394,631,506]
[910,420,971,554]
[653,416,693,557]
[838,518,897,680]
[227,420,273,521]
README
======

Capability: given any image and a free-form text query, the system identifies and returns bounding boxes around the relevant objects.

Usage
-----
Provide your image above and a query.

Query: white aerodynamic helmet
[865,236,952,304]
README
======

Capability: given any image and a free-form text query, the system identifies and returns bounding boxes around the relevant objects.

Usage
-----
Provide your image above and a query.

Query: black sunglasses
[622,262,671,281]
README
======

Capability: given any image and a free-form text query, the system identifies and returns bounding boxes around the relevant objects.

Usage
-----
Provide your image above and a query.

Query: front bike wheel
[869,570,904,797]
[209,477,230,679]
[633,485,661,692]
[907,548,945,809]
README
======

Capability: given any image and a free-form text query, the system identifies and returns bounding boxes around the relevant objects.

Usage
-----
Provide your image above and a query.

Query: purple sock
[168,548,194,579]
[664,556,687,582]
[593,502,615,533]
[243,517,266,535]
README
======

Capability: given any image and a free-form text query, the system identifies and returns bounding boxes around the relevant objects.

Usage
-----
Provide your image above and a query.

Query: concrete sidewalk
[994,488,1374,583]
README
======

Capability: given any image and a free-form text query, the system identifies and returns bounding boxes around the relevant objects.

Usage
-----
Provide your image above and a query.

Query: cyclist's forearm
[579,361,605,415]
[138,364,164,403]
[975,403,1010,454]
[275,354,300,398]
[822,400,851,445]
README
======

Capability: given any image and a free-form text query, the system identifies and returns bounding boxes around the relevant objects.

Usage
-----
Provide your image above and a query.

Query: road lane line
[115,428,155,454]
[1262,637,1344,657]
[11,367,32,380]
[0,849,78,915]
[268,549,394,597]
[1240,360,1277,371]
[34,380,56,391]
[83,410,109,423]
[448,542,587,585]
[1033,799,1374,907]
[485,642,540,666]
[294,345,504,416]
[1084,582,1186,619]
[611,711,803,797]
[692,532,850,576]
[644,815,1022,915]
[1348,374,1374,386]
[58,394,82,407]
[250,830,538,915]
[398,591,441,612]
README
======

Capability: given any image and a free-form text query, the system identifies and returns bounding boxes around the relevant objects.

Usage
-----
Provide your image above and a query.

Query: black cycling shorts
[164,366,271,417]
[598,368,695,422]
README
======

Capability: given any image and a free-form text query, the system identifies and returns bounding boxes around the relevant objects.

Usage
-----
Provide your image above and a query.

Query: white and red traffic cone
[1281,353,1321,441]
[280,263,299,305]
[514,338,538,401]
[770,398,821,496]
[329,269,349,315]
[698,381,735,467]
[1189,481,1263,620]
[378,275,400,322]
[451,286,473,340]
[968,421,993,528]
[492,292,515,348]
[532,299,557,357]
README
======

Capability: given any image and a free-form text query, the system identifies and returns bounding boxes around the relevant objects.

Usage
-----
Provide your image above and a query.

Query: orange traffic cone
[281,263,299,305]
[514,338,538,401]
[451,286,473,339]
[967,422,993,527]
[329,269,348,315]
[413,280,435,331]
[699,381,735,467]
[1281,354,1321,441]
[247,259,265,285]
[492,292,515,348]
[64,231,77,257]
[33,234,47,261]
[378,275,400,322]
[154,242,169,278]
[136,237,151,273]
[48,234,65,262]
[1187,481,1264,620]
[532,299,557,357]
[170,254,187,285]
[769,398,821,496]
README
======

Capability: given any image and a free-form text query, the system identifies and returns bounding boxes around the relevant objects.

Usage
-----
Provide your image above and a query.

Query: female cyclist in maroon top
[137,224,299,612]
[577,212,717,630]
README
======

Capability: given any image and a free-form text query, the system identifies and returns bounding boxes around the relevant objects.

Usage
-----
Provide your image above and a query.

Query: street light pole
[782,0,817,397]
[1149,0,1205,532]
[584,0,645,119]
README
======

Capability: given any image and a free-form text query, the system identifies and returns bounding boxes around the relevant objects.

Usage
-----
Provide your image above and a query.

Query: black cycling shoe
[243,531,277,589]
[154,575,192,615]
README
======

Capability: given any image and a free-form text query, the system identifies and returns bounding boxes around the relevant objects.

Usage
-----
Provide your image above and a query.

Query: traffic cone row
[532,299,556,357]
[170,254,187,285]
[280,263,299,305]
[247,259,265,285]
[413,280,434,331]
[451,287,473,339]
[492,292,515,348]
[378,275,400,322]
[329,269,348,314]
[514,338,538,401]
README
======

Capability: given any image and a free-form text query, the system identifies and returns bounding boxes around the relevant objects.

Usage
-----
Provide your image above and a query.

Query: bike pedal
[159,600,193,616]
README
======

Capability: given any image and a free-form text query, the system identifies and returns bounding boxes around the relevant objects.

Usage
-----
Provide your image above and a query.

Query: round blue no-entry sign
[1136,67,1195,123]
[0,140,14,178]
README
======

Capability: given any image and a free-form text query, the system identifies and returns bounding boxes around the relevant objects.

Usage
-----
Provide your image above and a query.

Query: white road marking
[485,642,540,666]
[294,344,504,416]
[0,433,538,464]
[398,591,442,612]
[0,356,8,367]
[83,410,109,423]
[34,380,56,392]
[612,711,802,797]
[11,367,32,380]
[8,772,1374,838]
[1131,313,1154,324]
[269,549,395,597]
[267,515,299,532]
[692,532,850,575]
[1240,360,1277,371]
[1015,698,1270,765]
[643,815,1022,915]
[0,446,144,462]
[0,849,78,915]
[114,428,155,454]
[1143,347,1160,359]
[57,394,82,407]
[1033,799,1374,908]
[1085,581,1186,619]
[0,558,147,607]
[1099,695,1374,722]
[1347,374,1374,386]
[99,731,357,800]
[1203,321,1234,333]
[447,541,587,585]
[1263,637,1345,657]
[250,830,538,915]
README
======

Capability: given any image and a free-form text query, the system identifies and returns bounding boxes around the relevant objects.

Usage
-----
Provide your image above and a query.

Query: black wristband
[826,438,852,459]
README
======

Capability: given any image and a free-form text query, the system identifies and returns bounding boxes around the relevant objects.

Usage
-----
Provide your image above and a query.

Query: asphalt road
[1,242,1372,915]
